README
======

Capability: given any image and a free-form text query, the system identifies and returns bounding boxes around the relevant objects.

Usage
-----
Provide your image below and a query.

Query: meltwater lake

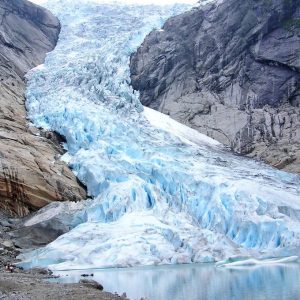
[50,262,300,300]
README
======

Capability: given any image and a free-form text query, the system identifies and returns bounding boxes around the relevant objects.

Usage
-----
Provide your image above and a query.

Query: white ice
[20,0,300,270]
[216,256,299,269]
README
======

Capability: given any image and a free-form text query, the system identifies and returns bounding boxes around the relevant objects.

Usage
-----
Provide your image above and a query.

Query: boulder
[79,279,104,290]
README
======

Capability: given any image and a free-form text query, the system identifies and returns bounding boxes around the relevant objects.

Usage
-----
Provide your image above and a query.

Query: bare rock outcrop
[0,0,86,217]
[130,0,300,174]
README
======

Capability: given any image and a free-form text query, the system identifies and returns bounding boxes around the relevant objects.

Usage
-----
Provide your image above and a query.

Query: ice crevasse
[21,0,300,270]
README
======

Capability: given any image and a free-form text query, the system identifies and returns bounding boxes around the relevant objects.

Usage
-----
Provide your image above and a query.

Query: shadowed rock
[79,279,104,290]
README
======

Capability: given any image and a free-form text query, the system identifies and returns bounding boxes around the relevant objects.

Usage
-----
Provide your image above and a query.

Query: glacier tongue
[21,0,300,270]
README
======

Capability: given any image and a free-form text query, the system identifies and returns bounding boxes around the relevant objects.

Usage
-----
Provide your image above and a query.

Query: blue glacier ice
[21,0,300,270]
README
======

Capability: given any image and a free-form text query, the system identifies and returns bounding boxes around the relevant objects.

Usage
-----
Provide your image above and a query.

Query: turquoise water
[50,263,300,300]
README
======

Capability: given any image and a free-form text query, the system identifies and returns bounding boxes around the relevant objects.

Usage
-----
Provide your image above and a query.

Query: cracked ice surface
[22,0,300,270]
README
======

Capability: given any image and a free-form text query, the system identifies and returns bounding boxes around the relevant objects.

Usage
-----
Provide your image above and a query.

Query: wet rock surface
[130,0,300,174]
[0,0,86,217]
[0,212,20,269]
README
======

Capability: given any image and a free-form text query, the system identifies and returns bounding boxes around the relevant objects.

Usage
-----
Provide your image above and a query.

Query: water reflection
[51,263,300,300]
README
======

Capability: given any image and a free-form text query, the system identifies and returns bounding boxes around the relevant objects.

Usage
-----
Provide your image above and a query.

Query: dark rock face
[130,0,300,174]
[0,211,20,268]
[0,0,86,217]
[79,279,104,291]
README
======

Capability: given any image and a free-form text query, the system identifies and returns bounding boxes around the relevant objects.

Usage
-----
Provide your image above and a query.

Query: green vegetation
[262,0,294,7]
[282,18,300,31]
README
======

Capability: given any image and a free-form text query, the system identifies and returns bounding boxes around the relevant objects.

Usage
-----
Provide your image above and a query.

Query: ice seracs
[21,0,300,270]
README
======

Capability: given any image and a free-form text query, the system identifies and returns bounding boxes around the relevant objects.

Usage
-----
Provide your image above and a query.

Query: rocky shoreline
[0,272,127,300]
[0,212,129,300]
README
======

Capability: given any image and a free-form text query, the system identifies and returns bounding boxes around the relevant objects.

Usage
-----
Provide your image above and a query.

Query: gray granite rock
[130,0,300,174]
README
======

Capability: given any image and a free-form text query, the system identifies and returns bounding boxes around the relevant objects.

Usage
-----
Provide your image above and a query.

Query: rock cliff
[0,0,86,217]
[130,0,300,174]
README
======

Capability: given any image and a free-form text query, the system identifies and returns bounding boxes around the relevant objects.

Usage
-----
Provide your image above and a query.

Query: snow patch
[143,107,220,147]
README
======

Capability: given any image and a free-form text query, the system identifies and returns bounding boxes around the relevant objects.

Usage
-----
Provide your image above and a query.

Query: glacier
[20,0,300,270]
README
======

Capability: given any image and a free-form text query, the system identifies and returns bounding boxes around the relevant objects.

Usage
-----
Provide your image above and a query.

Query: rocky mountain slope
[130,0,300,174]
[0,0,86,217]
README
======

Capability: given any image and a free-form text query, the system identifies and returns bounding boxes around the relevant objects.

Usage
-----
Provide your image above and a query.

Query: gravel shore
[0,271,127,300]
